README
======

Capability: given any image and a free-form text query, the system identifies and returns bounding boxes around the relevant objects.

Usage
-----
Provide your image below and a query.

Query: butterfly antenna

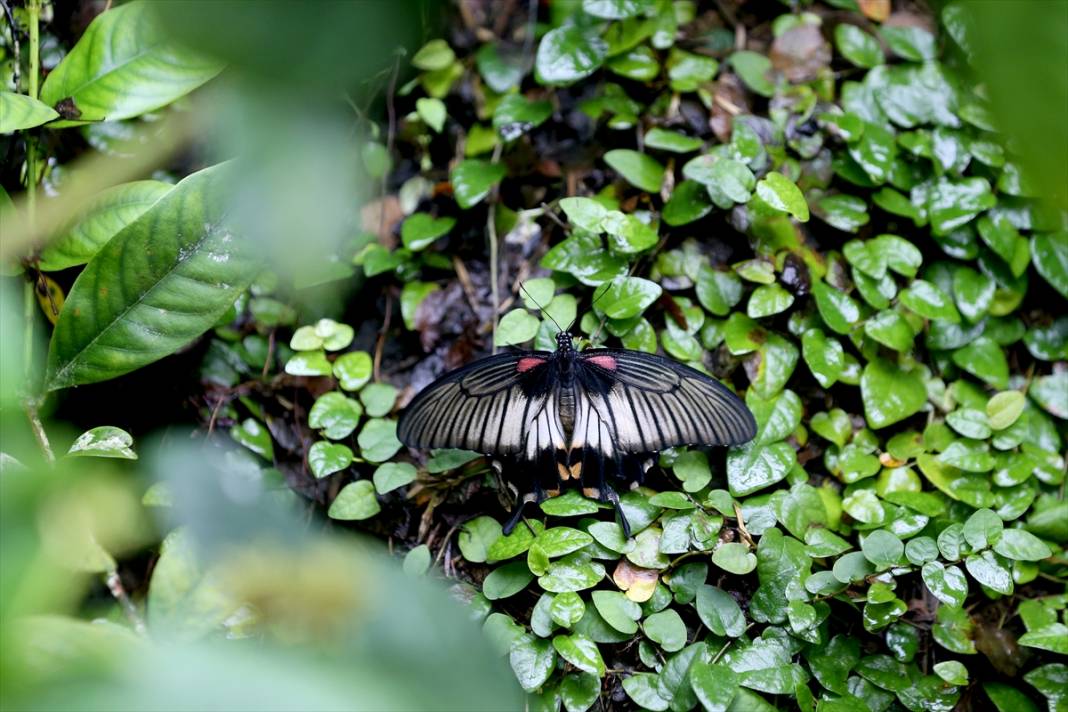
[589,282,612,344]
[519,282,565,335]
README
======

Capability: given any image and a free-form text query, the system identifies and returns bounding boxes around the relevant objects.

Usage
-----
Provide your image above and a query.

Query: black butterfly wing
[397,351,566,458]
[573,349,756,455]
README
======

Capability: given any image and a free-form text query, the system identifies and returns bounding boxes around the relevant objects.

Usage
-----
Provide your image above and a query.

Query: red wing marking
[586,355,618,370]
[516,357,547,373]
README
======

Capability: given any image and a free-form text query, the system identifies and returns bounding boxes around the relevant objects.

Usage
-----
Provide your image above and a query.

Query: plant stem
[21,0,53,465]
[25,0,40,215]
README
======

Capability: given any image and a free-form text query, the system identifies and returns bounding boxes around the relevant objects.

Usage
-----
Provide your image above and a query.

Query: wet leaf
[604,149,666,193]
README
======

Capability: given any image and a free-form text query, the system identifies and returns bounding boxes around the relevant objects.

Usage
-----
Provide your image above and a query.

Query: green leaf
[899,280,960,322]
[689,663,739,712]
[815,193,870,232]
[951,336,1009,388]
[309,392,363,439]
[986,391,1025,430]
[594,276,662,319]
[860,358,927,429]
[812,280,862,334]
[754,172,809,221]
[747,284,794,319]
[606,46,661,82]
[484,561,535,600]
[712,542,757,574]
[864,309,914,351]
[604,149,665,193]
[560,673,600,712]
[536,26,608,85]
[695,585,746,637]
[552,634,606,677]
[559,197,609,232]
[308,441,353,478]
[952,266,995,322]
[964,550,1013,594]
[673,450,712,493]
[536,527,594,558]
[541,491,601,517]
[921,562,968,607]
[1019,624,1068,654]
[400,281,440,331]
[643,609,687,652]
[415,96,446,133]
[880,25,937,62]
[412,39,456,71]
[401,213,456,251]
[496,309,540,346]
[1031,232,1068,299]
[933,661,968,686]
[284,350,332,377]
[551,591,586,628]
[451,160,507,209]
[927,178,996,235]
[861,530,903,569]
[538,554,605,592]
[39,2,222,124]
[510,634,556,692]
[328,479,380,520]
[645,128,703,153]
[46,164,257,390]
[802,329,845,387]
[476,43,524,93]
[729,51,773,97]
[592,590,641,635]
[622,673,670,711]
[663,180,713,226]
[726,441,796,496]
[333,351,373,391]
[357,418,402,463]
[946,408,991,440]
[459,516,504,563]
[493,94,552,139]
[696,266,743,316]
[0,90,59,132]
[992,529,1052,561]
[834,25,883,69]
[67,425,137,459]
[360,382,398,417]
[372,461,417,494]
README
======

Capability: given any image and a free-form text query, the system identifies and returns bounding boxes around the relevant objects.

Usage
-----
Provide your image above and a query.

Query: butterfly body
[398,332,756,535]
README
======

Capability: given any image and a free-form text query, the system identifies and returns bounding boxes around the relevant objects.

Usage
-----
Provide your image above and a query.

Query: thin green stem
[21,0,53,466]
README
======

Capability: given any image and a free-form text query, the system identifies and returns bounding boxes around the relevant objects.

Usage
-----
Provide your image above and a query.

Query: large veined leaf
[0,91,59,133]
[38,181,173,271]
[39,2,223,125]
[46,164,257,390]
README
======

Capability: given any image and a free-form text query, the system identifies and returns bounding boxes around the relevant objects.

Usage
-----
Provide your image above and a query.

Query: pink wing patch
[516,357,547,373]
[585,355,618,370]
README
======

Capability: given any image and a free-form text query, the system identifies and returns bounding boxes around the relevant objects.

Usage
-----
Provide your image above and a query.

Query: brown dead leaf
[612,559,659,602]
[710,74,749,142]
[858,0,890,23]
[360,195,403,246]
[771,25,832,84]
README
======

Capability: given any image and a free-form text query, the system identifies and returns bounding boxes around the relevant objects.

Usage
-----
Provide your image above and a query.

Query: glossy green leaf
[536,26,607,85]
[835,25,883,69]
[593,276,662,319]
[46,164,257,390]
[40,2,222,124]
[451,160,506,209]
[308,441,353,478]
[328,479,379,520]
[1031,232,1068,299]
[860,358,927,429]
[604,149,665,193]
[309,392,363,439]
[0,91,59,132]
[67,425,137,459]
[333,351,373,391]
[496,309,540,346]
[372,461,417,495]
[552,634,606,677]
[755,172,809,221]
[401,213,456,251]
[356,418,402,462]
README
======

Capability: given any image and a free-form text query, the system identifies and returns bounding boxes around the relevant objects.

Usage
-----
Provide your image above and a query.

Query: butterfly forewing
[397,351,554,455]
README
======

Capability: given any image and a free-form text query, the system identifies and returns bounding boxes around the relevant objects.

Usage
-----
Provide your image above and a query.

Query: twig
[452,255,480,314]
[733,502,755,548]
[24,395,54,465]
[373,292,392,383]
[105,569,147,635]
[487,143,504,354]
[262,328,276,379]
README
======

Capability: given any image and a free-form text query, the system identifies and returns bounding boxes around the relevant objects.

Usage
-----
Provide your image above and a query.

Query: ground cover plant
[1,1,1066,710]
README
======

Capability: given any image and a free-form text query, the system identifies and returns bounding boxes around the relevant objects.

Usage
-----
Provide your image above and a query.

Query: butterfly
[397,330,756,536]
